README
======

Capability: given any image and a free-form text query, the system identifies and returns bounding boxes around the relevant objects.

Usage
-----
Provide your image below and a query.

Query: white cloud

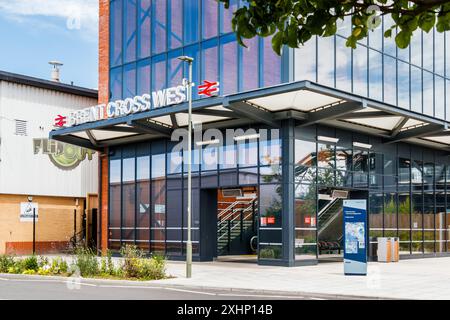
[0,0,98,39]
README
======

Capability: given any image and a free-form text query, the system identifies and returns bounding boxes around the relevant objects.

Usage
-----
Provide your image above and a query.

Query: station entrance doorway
[216,187,258,261]
[317,188,368,262]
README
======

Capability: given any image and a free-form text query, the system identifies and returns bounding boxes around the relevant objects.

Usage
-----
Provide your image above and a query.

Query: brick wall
[0,194,85,255]
[99,0,110,255]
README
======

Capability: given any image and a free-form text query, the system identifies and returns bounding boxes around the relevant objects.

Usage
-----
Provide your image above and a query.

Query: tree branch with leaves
[218,0,450,55]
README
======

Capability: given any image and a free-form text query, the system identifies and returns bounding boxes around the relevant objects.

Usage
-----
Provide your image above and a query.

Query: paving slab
[151,257,450,300]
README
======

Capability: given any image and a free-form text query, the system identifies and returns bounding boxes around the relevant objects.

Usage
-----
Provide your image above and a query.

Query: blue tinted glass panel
[123,63,137,98]
[168,49,183,87]
[262,36,281,87]
[152,0,166,54]
[317,36,334,87]
[435,76,445,119]
[202,0,218,39]
[336,36,351,92]
[423,71,434,116]
[152,54,167,92]
[220,35,238,95]
[137,59,151,95]
[169,0,183,49]
[398,61,410,110]
[411,66,422,113]
[353,44,368,96]
[295,38,316,82]
[184,0,200,44]
[124,0,137,63]
[220,0,237,34]
[241,37,259,91]
[201,39,219,86]
[138,0,151,59]
[110,67,123,100]
[369,49,382,101]
[184,44,200,99]
[110,0,123,67]
[384,56,397,105]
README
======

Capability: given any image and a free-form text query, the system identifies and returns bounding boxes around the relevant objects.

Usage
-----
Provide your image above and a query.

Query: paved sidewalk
[150,257,450,300]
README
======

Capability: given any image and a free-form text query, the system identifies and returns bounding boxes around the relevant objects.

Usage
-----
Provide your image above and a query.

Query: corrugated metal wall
[0,80,98,197]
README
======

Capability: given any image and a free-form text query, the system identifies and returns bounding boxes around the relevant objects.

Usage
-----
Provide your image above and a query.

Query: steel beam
[386,124,446,144]
[390,117,409,138]
[86,130,100,147]
[273,110,308,121]
[340,111,393,119]
[297,101,365,127]
[128,119,173,137]
[51,134,103,152]
[224,100,278,127]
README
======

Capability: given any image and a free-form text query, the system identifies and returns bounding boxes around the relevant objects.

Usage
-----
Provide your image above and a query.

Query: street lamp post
[178,55,194,278]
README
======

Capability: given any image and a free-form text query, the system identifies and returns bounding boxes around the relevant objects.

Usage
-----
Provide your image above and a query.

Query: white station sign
[54,80,220,129]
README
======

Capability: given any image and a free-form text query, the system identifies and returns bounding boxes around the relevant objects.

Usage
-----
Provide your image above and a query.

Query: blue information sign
[343,199,367,276]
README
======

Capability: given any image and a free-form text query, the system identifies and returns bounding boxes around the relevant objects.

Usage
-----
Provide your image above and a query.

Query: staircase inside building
[318,198,344,256]
[217,188,258,256]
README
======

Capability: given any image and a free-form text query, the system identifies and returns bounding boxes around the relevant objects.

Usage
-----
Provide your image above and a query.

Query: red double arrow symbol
[198,80,220,97]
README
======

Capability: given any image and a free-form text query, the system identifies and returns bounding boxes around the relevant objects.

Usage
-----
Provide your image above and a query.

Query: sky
[0,0,98,89]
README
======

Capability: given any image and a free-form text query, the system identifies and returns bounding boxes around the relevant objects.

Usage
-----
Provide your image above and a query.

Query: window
[202,0,218,39]
[295,38,317,82]
[353,44,368,96]
[317,36,334,87]
[184,0,200,44]
[241,37,259,91]
[123,0,137,63]
[220,35,238,95]
[123,63,136,99]
[110,0,123,67]
[137,0,151,59]
[262,36,281,87]
[151,0,166,54]
[169,0,183,49]
[295,183,317,260]
[14,120,27,136]
[368,49,382,101]
[336,36,351,92]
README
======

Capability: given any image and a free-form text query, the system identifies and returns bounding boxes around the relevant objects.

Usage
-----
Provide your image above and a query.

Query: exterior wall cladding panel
[103,0,450,265]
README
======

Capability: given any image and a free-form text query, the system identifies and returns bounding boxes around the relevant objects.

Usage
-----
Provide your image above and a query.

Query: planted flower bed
[0,245,167,281]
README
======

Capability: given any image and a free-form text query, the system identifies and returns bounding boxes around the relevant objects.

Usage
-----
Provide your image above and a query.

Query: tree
[218,0,450,55]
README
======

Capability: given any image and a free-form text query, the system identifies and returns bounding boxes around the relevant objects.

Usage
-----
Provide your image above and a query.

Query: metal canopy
[49,80,450,152]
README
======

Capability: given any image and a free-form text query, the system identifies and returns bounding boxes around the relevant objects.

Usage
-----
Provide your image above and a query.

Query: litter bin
[391,237,399,262]
[369,237,378,261]
[377,237,392,262]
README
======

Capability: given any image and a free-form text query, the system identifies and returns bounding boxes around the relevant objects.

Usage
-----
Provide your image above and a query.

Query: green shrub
[120,245,143,278]
[21,256,39,271]
[139,255,166,280]
[49,257,68,275]
[120,245,166,280]
[73,247,99,277]
[0,255,15,273]
[22,269,36,275]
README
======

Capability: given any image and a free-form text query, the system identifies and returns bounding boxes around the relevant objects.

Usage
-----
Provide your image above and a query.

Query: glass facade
[109,0,282,102]
[108,128,282,259]
[295,17,450,121]
[294,125,450,260]
[105,1,450,264]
